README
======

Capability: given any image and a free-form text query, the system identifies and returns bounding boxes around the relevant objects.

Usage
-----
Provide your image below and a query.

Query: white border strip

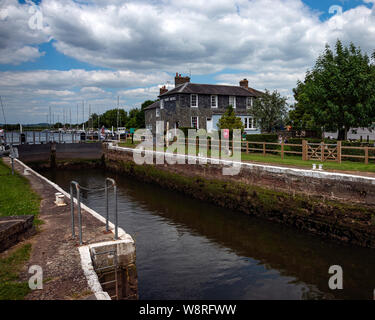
[109,145,375,185]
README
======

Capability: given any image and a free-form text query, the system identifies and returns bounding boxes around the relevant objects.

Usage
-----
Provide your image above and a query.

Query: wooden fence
[184,139,375,164]
[124,134,375,164]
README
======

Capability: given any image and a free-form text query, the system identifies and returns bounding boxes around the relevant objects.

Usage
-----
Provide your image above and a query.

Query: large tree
[250,89,288,133]
[293,40,375,140]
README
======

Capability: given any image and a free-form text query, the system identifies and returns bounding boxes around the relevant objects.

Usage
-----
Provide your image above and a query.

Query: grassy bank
[117,142,375,174]
[0,159,41,221]
[0,244,32,300]
[241,153,375,173]
[0,159,41,300]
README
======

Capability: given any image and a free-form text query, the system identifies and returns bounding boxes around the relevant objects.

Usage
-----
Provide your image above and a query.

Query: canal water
[43,168,375,300]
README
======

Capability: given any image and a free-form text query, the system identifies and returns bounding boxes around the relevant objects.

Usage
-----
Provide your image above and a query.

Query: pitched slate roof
[159,83,263,98]
[143,100,160,111]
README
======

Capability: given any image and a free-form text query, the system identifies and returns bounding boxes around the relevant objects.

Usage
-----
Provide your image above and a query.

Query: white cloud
[1,0,375,122]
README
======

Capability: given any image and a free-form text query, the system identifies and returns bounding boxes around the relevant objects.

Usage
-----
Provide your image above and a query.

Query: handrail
[70,181,82,244]
[70,178,119,245]
[105,178,118,240]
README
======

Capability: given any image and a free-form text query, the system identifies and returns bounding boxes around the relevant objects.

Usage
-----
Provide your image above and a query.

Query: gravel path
[6,158,114,300]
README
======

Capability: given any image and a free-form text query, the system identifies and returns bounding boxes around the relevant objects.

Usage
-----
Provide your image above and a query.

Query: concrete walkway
[5,158,115,300]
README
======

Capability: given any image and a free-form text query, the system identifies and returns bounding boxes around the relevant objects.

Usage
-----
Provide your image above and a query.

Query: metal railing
[70,178,118,245]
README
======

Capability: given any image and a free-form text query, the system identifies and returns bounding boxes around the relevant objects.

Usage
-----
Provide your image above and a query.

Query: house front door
[206,118,213,133]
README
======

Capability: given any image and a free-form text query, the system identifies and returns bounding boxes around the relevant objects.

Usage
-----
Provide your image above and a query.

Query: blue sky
[0,0,374,124]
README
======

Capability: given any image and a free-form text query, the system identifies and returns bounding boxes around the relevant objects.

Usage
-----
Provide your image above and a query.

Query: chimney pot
[175,72,190,87]
[160,85,168,96]
[240,78,249,89]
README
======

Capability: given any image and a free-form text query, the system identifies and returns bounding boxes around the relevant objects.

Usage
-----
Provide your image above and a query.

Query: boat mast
[0,96,6,128]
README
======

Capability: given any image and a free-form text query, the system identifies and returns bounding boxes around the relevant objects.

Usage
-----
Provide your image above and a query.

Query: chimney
[175,72,190,87]
[160,85,168,95]
[239,78,249,89]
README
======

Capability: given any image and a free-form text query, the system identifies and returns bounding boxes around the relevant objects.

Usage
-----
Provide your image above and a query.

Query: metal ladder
[91,248,119,300]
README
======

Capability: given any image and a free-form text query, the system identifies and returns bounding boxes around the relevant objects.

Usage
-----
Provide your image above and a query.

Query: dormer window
[156,108,160,117]
[211,95,218,108]
[191,94,198,108]
[160,99,164,109]
[229,96,236,108]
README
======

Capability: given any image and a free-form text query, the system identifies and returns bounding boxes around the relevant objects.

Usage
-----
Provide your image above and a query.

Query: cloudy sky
[0,0,375,124]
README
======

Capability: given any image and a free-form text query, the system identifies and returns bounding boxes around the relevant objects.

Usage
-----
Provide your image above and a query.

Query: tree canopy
[249,89,288,133]
[217,105,244,131]
[292,40,375,140]
[85,99,156,129]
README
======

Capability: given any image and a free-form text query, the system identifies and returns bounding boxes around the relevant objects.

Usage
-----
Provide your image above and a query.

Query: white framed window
[211,95,218,108]
[156,108,160,117]
[243,117,257,129]
[191,94,198,108]
[229,96,236,108]
[160,99,164,109]
[246,97,253,109]
[191,116,199,129]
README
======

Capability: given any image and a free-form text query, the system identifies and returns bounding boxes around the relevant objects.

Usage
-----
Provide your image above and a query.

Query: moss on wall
[105,156,375,248]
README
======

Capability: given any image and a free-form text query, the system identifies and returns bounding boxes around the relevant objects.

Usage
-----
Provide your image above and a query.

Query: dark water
[43,168,375,300]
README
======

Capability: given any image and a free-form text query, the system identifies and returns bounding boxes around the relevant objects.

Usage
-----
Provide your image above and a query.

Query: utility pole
[70,108,72,129]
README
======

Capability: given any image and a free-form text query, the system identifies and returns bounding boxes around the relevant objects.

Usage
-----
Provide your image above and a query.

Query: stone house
[144,73,263,135]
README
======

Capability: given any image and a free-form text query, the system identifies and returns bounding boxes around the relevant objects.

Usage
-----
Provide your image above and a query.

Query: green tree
[217,105,244,131]
[293,40,375,140]
[287,102,317,132]
[249,89,287,133]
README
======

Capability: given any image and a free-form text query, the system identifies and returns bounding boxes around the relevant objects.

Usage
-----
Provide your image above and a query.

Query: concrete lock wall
[90,240,138,300]
[104,145,375,248]
[17,142,103,163]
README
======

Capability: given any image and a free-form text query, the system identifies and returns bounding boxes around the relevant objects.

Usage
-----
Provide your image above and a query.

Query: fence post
[246,141,249,154]
[263,142,266,156]
[337,141,342,164]
[281,141,284,160]
[365,146,369,165]
[302,140,306,160]
[321,142,325,162]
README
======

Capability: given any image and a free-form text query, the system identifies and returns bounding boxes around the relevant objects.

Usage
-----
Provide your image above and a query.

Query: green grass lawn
[0,159,41,300]
[116,142,375,174]
[0,159,41,220]
[0,244,32,300]
[240,153,375,173]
